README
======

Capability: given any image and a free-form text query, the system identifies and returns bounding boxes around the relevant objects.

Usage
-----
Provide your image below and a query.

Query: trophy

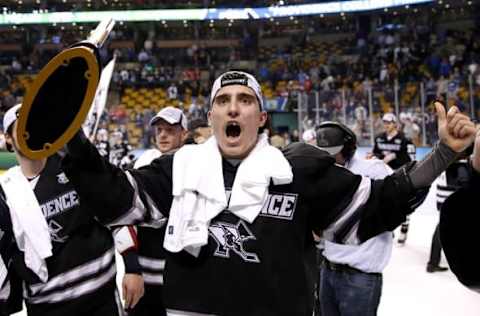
[16,19,115,159]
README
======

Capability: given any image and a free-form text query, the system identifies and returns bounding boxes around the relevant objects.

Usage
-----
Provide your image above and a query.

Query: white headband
[210,71,264,111]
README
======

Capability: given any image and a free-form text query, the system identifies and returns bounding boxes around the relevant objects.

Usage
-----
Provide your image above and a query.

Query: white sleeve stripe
[322,176,371,244]
[138,256,165,271]
[108,171,166,228]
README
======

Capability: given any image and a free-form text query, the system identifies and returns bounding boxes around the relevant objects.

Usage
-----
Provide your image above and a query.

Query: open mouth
[226,122,241,138]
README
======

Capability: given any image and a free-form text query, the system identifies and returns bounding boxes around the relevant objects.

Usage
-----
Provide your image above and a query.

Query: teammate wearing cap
[122,106,188,316]
[302,129,317,146]
[369,113,416,244]
[61,71,475,316]
[369,113,414,170]
[134,107,188,169]
[316,121,394,316]
[0,104,139,316]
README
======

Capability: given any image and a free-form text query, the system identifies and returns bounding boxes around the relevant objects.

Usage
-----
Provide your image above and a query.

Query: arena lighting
[0,0,433,25]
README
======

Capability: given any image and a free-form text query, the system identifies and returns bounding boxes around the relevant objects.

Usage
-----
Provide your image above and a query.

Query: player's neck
[18,156,47,179]
[387,130,398,139]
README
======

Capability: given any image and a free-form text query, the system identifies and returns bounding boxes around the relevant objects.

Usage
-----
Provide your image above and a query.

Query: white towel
[164,134,293,256]
[0,167,52,282]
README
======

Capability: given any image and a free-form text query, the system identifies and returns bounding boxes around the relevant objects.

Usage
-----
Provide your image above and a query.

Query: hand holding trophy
[16,19,115,159]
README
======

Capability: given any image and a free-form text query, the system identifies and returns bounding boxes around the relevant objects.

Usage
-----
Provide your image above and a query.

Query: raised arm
[305,102,476,244]
[62,130,172,227]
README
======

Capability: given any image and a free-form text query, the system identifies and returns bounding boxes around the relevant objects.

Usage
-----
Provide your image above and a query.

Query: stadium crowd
[1,4,479,155]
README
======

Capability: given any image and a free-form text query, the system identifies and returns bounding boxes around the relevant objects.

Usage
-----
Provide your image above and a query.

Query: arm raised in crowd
[63,130,171,228]
[307,102,476,244]
[359,103,475,241]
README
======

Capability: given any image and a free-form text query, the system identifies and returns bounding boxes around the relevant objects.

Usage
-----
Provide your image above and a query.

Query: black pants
[428,223,442,266]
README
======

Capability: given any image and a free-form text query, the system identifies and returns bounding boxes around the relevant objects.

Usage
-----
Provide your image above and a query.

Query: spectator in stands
[188,96,208,121]
[1,92,15,111]
[167,82,178,100]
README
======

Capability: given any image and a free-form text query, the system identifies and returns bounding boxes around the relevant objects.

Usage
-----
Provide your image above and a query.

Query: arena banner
[0,0,434,24]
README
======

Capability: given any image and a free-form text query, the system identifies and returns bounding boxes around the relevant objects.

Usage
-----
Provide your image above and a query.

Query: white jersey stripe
[27,264,116,304]
[138,256,165,271]
[29,248,115,295]
[322,176,371,245]
[142,272,164,285]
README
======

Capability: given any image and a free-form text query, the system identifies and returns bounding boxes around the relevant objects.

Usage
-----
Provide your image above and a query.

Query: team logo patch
[48,219,69,243]
[209,220,260,263]
[57,172,69,184]
[221,72,248,87]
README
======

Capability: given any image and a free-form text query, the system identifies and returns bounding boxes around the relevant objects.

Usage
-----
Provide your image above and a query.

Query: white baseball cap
[302,129,316,143]
[382,113,397,123]
[2,103,21,134]
[210,71,264,111]
[149,106,188,130]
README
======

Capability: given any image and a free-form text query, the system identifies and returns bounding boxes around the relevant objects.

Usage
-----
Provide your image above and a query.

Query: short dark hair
[189,119,209,131]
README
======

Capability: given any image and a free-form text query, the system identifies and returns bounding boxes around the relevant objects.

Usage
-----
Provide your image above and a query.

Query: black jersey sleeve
[372,134,384,159]
[283,143,425,244]
[63,131,172,228]
[0,192,23,316]
[283,143,363,234]
[397,135,413,166]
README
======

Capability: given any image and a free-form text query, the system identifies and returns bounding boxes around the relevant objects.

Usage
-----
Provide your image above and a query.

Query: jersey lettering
[41,191,80,219]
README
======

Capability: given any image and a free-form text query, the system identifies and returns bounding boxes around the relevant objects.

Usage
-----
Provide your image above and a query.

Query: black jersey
[62,133,424,316]
[436,160,470,210]
[128,226,167,316]
[0,155,121,316]
[372,131,412,170]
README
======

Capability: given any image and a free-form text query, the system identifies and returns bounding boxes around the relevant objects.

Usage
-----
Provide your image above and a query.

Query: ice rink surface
[13,185,480,316]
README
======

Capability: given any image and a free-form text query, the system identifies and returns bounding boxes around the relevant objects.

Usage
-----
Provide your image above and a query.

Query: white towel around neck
[164,133,293,257]
[0,166,52,282]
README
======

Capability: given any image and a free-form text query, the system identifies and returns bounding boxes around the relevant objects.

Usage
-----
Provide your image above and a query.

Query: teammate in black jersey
[126,107,189,316]
[60,72,475,316]
[0,104,141,316]
[369,113,415,244]
[370,113,413,170]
